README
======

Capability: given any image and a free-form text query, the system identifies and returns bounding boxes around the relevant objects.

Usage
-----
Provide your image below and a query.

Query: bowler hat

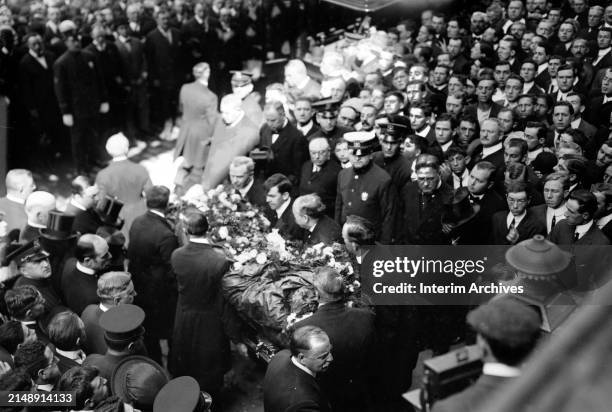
[441,188,479,228]
[112,356,169,410]
[40,211,77,241]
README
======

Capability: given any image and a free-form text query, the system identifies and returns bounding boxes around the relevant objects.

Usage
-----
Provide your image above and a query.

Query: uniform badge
[361,192,369,201]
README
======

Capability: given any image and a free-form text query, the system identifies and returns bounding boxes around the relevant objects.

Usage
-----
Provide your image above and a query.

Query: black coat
[144,27,182,90]
[400,181,454,245]
[128,211,179,338]
[169,241,231,395]
[80,304,106,355]
[490,209,547,245]
[372,152,413,191]
[242,179,267,208]
[60,258,99,316]
[84,42,126,103]
[66,205,104,235]
[265,200,306,241]
[432,374,514,412]
[303,216,341,245]
[53,49,107,119]
[259,121,309,185]
[298,160,340,217]
[263,350,331,412]
[18,51,62,127]
[293,301,375,411]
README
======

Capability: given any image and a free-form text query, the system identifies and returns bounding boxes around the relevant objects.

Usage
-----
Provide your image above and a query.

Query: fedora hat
[97,196,124,228]
[441,187,479,229]
[40,211,78,241]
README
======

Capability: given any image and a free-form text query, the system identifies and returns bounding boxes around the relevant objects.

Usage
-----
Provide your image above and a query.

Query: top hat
[441,187,480,228]
[112,356,169,410]
[154,376,212,412]
[40,211,77,241]
[97,196,124,227]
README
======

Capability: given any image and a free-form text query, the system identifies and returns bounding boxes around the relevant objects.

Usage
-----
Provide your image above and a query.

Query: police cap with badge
[380,122,409,144]
[344,131,377,156]
[4,240,50,267]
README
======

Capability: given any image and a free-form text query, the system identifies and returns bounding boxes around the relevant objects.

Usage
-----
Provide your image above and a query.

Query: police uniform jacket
[335,162,396,244]
[372,151,413,191]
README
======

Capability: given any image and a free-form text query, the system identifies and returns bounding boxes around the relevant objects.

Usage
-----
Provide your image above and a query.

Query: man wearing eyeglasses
[264,326,333,412]
[491,181,546,244]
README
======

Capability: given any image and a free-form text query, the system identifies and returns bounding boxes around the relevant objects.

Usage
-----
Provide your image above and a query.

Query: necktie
[551,215,556,230]
[573,231,580,241]
[456,174,464,187]
[469,194,480,204]
[509,218,516,231]
[271,133,279,144]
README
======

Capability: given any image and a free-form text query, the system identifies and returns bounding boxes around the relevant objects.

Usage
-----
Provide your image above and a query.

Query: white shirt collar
[99,303,110,312]
[228,111,245,128]
[55,348,85,364]
[27,221,46,229]
[6,194,25,204]
[276,198,291,219]
[527,147,543,163]
[597,213,612,229]
[507,210,527,228]
[189,237,209,244]
[76,261,96,275]
[575,220,594,239]
[440,140,453,152]
[604,95,612,104]
[296,120,313,135]
[522,81,534,94]
[70,199,87,211]
[238,178,254,198]
[291,356,315,377]
[452,169,469,189]
[597,47,611,58]
[570,117,581,129]
[483,362,521,377]
[482,142,503,158]
[415,125,431,137]
[37,384,54,392]
[537,62,548,75]
[149,209,165,218]
[341,162,352,169]
[113,155,128,162]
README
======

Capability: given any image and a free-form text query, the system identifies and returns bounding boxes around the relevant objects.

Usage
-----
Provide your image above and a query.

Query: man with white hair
[228,156,266,207]
[198,93,259,191]
[231,70,263,125]
[21,191,56,243]
[174,62,219,191]
[299,137,340,217]
[95,133,152,239]
[0,169,36,241]
[284,59,321,105]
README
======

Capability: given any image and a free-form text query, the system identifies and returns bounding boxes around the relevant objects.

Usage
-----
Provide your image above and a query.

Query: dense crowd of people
[0,0,612,411]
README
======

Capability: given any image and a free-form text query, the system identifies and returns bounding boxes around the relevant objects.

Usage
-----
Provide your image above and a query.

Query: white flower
[182,184,204,201]
[256,253,268,264]
[230,193,242,203]
[233,261,243,271]
[218,226,229,239]
[246,210,256,218]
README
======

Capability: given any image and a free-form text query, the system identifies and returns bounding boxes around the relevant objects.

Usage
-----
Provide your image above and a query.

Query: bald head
[24,191,56,226]
[5,169,35,199]
[105,133,129,158]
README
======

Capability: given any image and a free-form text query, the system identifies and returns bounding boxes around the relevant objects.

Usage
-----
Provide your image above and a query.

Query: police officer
[230,70,263,126]
[335,131,397,244]
[373,120,413,190]
[154,376,213,412]
[311,98,351,151]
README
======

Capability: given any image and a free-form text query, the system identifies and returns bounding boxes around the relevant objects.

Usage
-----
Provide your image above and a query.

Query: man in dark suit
[169,210,231,403]
[432,298,541,412]
[19,34,65,159]
[293,267,375,411]
[47,312,87,374]
[229,156,266,208]
[64,176,103,235]
[128,186,179,364]
[53,29,109,174]
[448,37,470,74]
[293,97,319,138]
[299,137,341,217]
[549,189,610,245]
[114,18,150,142]
[144,9,182,137]
[400,155,454,244]
[258,101,308,186]
[566,93,597,143]
[263,326,332,412]
[491,182,546,244]
[529,172,569,235]
[592,28,612,72]
[465,78,503,125]
[263,174,305,241]
[470,118,505,170]
[467,161,508,239]
[292,194,341,245]
[0,169,36,242]
[4,286,51,346]
[284,59,322,105]
[551,64,584,103]
[61,234,112,315]
[180,2,220,82]
[586,68,612,129]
